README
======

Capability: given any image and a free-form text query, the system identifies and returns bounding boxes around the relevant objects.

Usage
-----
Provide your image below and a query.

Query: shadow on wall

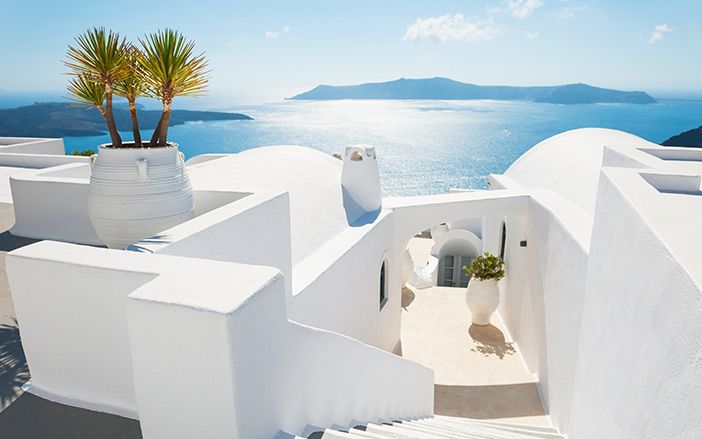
[127,235,172,253]
[469,324,516,360]
[0,320,29,411]
[434,382,546,419]
[342,187,380,227]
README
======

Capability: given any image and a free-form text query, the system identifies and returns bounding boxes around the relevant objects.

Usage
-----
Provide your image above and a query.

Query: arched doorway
[432,229,482,287]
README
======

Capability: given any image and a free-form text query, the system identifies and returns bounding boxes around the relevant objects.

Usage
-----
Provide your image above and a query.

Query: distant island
[290,77,657,104]
[0,102,252,137]
[662,124,702,147]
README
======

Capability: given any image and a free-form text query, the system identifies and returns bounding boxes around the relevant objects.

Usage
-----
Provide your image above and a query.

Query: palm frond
[67,75,106,111]
[139,29,210,102]
[113,45,148,100]
[64,27,129,84]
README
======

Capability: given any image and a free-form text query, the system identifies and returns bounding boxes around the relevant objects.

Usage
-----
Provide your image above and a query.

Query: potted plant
[463,252,505,326]
[65,27,208,249]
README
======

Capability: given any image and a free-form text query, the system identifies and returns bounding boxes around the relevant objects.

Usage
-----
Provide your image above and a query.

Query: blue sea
[62,99,702,196]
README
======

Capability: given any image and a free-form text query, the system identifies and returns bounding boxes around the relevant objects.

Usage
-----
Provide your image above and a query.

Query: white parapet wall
[7,242,158,417]
[128,248,433,438]
[0,137,67,155]
[9,162,252,247]
[132,190,293,295]
[10,163,102,245]
[8,241,434,437]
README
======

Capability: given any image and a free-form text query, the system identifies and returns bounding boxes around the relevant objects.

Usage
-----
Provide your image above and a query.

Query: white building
[2,128,702,438]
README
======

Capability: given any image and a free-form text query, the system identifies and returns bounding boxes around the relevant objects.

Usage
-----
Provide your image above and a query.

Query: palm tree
[64,27,129,147]
[114,45,147,146]
[140,29,209,146]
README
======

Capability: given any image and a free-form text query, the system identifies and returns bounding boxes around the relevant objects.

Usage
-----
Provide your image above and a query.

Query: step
[434,416,559,434]
[322,429,365,439]
[365,423,442,438]
[427,418,563,438]
[389,422,465,438]
[399,421,498,439]
[349,427,397,439]
[408,420,532,439]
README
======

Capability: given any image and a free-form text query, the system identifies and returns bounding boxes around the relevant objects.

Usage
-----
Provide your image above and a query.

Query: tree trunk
[157,103,172,146]
[150,113,164,146]
[128,99,142,146]
[104,83,122,147]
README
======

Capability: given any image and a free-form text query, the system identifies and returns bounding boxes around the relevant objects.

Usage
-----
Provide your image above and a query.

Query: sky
[1,0,701,104]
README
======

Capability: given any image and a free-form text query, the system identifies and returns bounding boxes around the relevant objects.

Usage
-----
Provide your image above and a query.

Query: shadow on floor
[435,382,546,419]
[0,321,29,411]
[469,324,516,359]
[0,232,39,253]
[0,392,142,438]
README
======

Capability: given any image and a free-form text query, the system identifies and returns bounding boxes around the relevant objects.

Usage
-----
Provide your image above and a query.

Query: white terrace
[1,128,702,438]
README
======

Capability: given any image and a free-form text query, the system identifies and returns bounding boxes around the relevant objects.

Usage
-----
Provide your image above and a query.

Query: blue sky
[1,0,701,103]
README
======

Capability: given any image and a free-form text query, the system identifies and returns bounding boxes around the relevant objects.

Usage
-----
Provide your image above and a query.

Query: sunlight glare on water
[63,99,702,196]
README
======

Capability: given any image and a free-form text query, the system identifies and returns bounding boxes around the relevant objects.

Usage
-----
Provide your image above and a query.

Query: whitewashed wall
[129,254,433,439]
[10,164,102,245]
[290,211,398,351]
[8,241,434,438]
[568,169,702,439]
[135,191,293,295]
[486,174,592,433]
[7,243,157,418]
[0,137,66,155]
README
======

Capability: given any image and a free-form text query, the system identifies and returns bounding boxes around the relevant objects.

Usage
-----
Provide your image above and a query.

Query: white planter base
[465,278,500,326]
[88,143,194,249]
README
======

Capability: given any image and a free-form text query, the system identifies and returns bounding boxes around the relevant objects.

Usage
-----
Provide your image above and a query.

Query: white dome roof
[505,128,657,214]
[188,146,347,264]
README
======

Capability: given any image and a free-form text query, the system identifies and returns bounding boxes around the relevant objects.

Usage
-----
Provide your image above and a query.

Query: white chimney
[341,145,382,221]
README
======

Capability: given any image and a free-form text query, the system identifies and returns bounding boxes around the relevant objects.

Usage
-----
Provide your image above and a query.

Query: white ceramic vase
[466,278,499,326]
[88,143,194,249]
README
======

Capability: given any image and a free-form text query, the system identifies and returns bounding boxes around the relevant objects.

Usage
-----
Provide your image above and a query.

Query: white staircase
[296,415,565,439]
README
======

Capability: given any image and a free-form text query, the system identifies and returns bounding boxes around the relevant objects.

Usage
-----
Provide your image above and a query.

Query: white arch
[430,229,482,259]
[387,190,530,255]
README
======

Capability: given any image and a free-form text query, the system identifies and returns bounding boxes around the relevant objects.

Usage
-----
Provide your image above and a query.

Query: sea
[55,99,702,196]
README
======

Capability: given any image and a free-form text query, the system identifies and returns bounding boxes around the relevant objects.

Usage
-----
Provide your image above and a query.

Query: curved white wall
[505,128,656,215]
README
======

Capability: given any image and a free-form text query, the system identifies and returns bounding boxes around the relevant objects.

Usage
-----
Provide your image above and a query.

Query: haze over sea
[58,98,702,196]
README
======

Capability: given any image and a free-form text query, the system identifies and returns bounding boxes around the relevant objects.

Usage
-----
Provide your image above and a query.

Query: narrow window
[379,260,388,309]
[442,255,455,287]
[499,221,507,261]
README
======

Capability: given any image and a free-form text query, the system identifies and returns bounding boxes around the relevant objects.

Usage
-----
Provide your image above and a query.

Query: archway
[431,229,482,287]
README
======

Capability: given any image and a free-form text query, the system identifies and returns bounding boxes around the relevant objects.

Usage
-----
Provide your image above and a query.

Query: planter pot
[465,278,499,326]
[88,143,194,249]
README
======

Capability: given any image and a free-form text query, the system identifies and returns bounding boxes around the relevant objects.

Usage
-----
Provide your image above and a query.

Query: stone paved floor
[0,203,37,411]
[402,237,551,427]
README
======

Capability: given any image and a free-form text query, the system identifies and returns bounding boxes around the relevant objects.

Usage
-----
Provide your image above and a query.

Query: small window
[379,260,388,309]
[499,221,507,261]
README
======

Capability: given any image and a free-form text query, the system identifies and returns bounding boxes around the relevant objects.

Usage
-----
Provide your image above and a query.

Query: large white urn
[88,143,194,249]
[465,278,499,326]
